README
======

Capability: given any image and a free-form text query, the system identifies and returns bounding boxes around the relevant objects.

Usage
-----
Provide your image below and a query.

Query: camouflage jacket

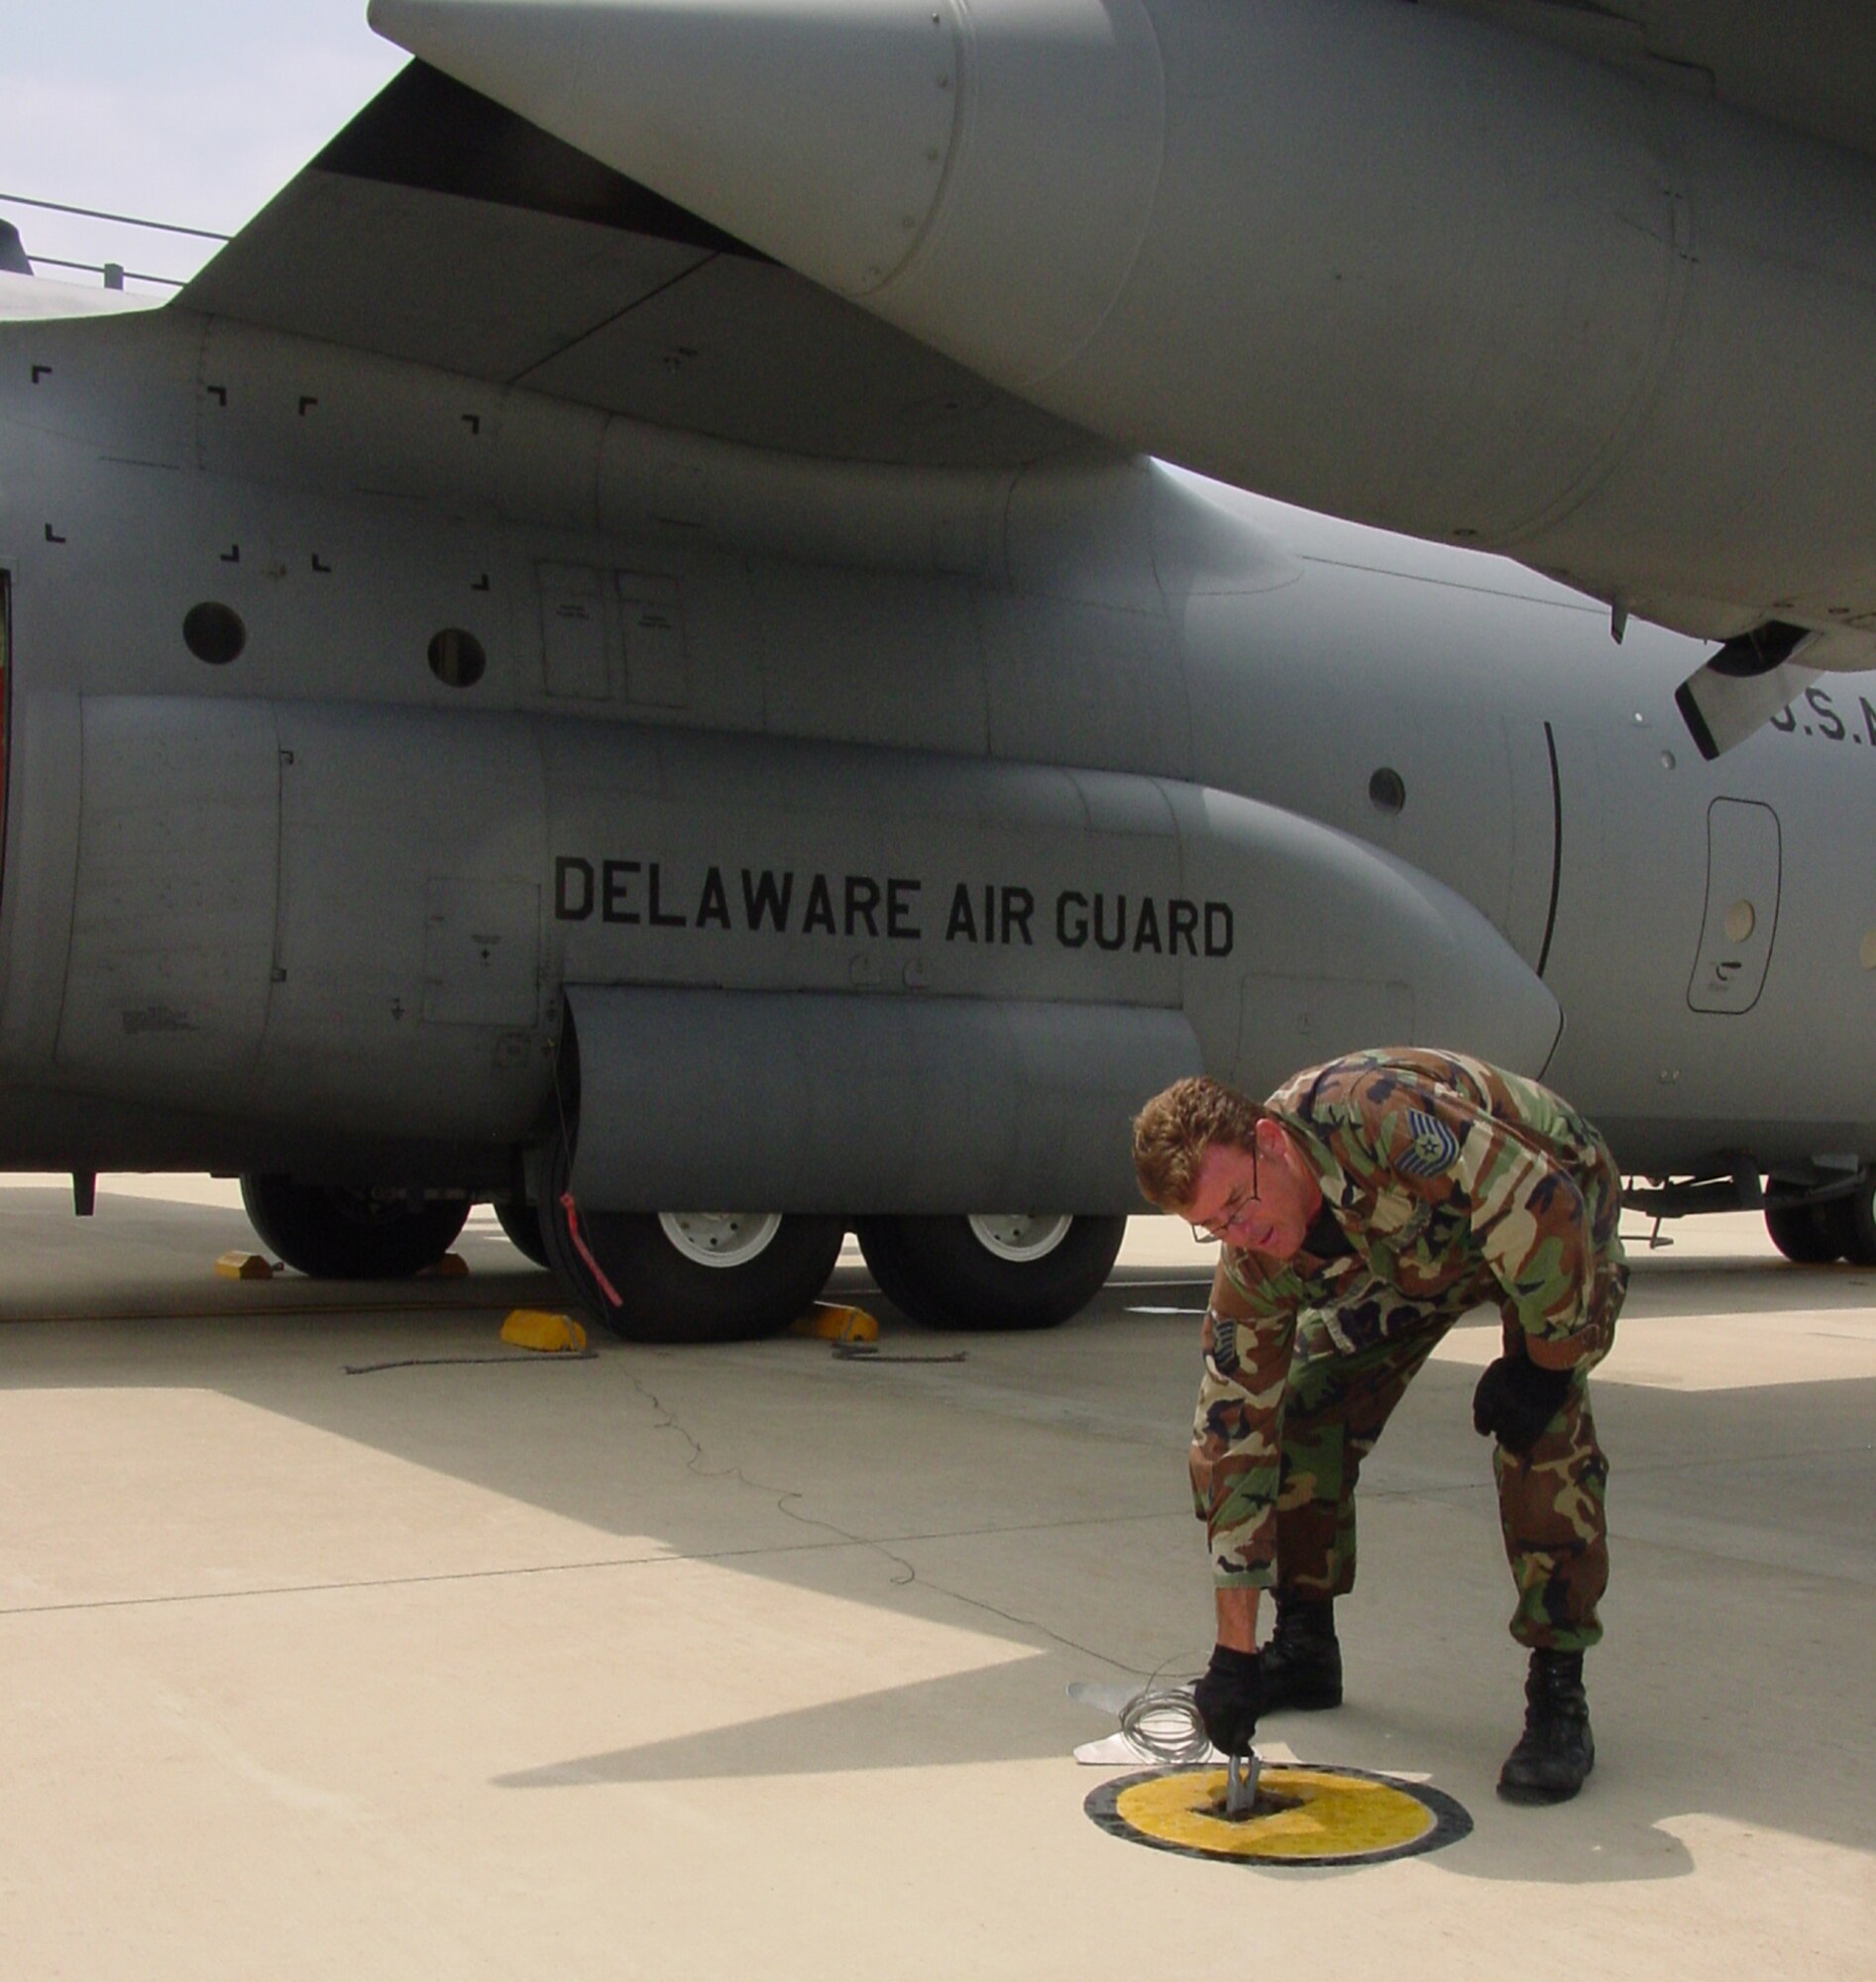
[1193,1047,1625,1587]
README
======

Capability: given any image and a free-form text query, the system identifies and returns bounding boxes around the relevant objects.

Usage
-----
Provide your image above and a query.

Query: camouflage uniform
[1192,1048,1626,1651]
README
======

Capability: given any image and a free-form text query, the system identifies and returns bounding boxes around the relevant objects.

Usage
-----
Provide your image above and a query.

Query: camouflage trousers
[1274,1279,1621,1652]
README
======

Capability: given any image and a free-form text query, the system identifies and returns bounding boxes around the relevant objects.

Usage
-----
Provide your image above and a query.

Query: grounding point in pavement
[1086,1763,1472,1867]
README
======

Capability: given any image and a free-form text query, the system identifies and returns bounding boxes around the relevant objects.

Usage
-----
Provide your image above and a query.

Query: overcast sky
[0,2,404,288]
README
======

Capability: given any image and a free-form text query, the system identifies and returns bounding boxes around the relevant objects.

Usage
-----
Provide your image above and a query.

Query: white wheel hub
[657,1211,784,1268]
[966,1213,1074,1264]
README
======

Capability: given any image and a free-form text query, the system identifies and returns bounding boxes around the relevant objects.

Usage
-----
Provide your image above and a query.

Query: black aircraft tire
[1831,1173,1876,1266]
[537,1137,844,1345]
[854,1213,1127,1332]
[1763,1192,1845,1265]
[239,1174,470,1279]
[495,1195,552,1267]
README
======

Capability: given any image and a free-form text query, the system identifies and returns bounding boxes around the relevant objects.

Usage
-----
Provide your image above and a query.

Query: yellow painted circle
[1089,1765,1471,1867]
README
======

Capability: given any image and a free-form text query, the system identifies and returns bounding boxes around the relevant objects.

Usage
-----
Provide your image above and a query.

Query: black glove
[1472,1353,1573,1454]
[1192,1644,1266,1757]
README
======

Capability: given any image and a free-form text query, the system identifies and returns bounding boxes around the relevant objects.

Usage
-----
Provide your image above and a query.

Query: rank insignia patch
[1206,1313,1241,1377]
[1396,1109,1460,1177]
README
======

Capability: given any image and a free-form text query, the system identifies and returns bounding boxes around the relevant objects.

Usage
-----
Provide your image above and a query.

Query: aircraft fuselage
[0,295,1869,1207]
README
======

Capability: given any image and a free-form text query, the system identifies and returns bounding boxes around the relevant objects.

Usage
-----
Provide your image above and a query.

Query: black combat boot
[1498,1649,1595,1803]
[1261,1597,1343,1711]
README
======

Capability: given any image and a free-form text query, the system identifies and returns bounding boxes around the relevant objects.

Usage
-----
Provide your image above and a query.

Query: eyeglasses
[1189,1140,1263,1244]
[1192,1183,1258,1244]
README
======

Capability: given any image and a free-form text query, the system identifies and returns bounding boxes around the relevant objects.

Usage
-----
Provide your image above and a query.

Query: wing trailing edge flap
[177,60,1094,471]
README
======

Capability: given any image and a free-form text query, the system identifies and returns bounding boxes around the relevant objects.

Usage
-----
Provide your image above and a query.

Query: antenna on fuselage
[0,220,32,276]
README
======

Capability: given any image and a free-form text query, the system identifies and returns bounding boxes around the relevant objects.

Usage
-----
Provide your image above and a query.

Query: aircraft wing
[1424,1,1876,160]
[177,60,1093,470]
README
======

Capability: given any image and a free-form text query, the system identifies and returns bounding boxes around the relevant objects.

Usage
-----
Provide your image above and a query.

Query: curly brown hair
[1132,1075,1269,1211]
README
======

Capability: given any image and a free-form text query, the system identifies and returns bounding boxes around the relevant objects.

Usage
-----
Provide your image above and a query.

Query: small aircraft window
[183,602,246,666]
[1369,767,1406,815]
[428,628,486,689]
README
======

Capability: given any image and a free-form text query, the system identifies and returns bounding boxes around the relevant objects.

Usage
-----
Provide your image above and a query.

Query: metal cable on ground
[343,1349,600,1375]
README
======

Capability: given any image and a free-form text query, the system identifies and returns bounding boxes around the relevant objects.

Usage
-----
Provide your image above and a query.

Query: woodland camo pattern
[1191,1049,1625,1650]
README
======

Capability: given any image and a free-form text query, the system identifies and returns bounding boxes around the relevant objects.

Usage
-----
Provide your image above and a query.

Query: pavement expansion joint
[619,1368,1159,1666]
[620,1366,922,1590]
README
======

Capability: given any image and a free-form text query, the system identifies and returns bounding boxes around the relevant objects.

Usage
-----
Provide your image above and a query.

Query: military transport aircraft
[371,0,1876,758]
[0,42,1871,1346]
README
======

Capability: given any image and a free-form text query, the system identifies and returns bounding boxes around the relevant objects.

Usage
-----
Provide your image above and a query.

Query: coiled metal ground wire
[1117,1682,1215,1766]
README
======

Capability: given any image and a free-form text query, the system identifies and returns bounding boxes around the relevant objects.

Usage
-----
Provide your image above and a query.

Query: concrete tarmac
[0,1180,1869,1977]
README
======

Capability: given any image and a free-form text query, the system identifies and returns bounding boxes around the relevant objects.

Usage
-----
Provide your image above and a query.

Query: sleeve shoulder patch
[1205,1312,1241,1377]
[1395,1107,1462,1178]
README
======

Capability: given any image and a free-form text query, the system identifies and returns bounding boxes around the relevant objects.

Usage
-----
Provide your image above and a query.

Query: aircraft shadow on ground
[414,1324,1876,1879]
[3,1197,1871,1879]
[0,1190,554,1331]
[488,1672,1709,1887]
[495,1660,1068,1788]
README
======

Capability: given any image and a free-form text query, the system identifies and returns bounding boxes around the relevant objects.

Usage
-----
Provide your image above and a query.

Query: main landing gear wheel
[1823,1169,1876,1266]
[537,1138,844,1345]
[494,1195,551,1267]
[854,1212,1127,1332]
[1764,1186,1847,1265]
[239,1174,470,1279]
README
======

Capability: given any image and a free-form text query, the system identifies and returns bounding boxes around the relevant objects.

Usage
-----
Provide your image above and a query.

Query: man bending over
[1133,1048,1627,1803]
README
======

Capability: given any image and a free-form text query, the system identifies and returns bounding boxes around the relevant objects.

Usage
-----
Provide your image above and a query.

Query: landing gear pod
[558,987,1201,1216]
[535,986,1197,1341]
